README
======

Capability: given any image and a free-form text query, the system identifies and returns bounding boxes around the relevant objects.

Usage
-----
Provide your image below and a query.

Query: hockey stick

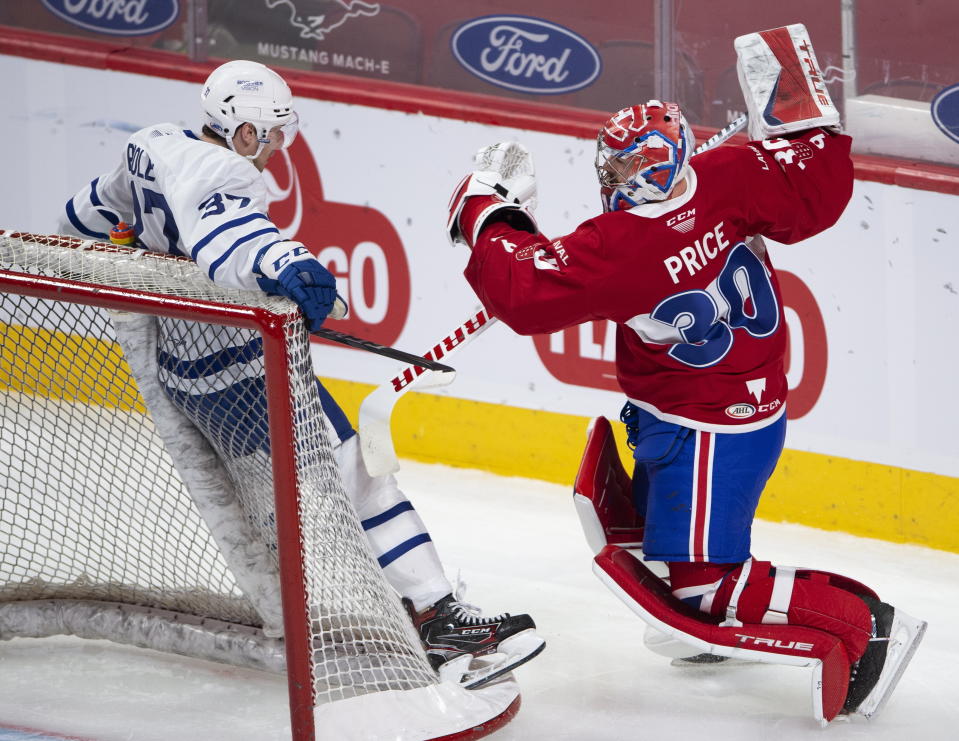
[697,113,747,153]
[357,114,748,476]
[358,306,495,476]
[313,327,455,373]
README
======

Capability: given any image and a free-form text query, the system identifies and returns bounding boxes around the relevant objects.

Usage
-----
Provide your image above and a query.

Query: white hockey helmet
[201,60,298,156]
[595,100,695,212]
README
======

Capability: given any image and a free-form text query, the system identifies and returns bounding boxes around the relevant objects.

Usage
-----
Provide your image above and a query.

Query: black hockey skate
[843,596,926,718]
[405,594,546,689]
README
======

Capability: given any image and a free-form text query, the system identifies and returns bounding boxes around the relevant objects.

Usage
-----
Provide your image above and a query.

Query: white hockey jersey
[61,123,281,290]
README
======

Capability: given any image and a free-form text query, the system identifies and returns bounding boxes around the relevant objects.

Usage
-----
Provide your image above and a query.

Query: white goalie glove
[735,24,840,141]
[447,141,538,248]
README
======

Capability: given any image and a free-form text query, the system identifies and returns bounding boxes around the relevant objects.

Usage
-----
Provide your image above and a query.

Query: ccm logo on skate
[735,634,814,652]
[266,136,410,346]
[451,16,601,94]
[41,0,180,36]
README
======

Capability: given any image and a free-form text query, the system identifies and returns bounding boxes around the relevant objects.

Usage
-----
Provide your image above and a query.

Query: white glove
[473,141,538,210]
[447,141,538,248]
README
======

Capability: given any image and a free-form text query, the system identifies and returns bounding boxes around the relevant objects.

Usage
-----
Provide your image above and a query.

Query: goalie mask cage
[0,231,518,741]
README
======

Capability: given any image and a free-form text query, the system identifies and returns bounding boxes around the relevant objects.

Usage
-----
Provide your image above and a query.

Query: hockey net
[0,231,518,740]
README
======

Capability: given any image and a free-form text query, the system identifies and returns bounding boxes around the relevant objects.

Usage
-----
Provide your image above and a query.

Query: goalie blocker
[573,417,927,725]
[735,24,840,141]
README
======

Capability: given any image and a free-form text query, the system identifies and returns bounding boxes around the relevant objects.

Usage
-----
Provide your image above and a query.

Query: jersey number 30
[649,242,779,367]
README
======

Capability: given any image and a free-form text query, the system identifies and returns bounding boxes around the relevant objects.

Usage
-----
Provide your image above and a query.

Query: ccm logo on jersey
[663,220,730,284]
[666,208,696,234]
[735,634,814,652]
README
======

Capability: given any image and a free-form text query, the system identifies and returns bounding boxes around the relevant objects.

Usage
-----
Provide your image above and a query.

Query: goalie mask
[595,100,695,212]
[201,60,299,158]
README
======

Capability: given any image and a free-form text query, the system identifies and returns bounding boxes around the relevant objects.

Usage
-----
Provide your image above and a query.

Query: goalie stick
[358,306,494,476]
[357,114,748,476]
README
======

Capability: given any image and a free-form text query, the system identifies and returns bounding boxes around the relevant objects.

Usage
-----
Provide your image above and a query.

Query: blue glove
[254,241,342,331]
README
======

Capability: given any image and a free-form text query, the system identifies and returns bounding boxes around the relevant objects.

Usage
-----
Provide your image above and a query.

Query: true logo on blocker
[451,15,601,95]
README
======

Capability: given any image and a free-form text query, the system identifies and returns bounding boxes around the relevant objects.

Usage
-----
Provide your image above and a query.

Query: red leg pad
[668,561,875,662]
[573,416,643,548]
[795,569,880,602]
[598,546,850,722]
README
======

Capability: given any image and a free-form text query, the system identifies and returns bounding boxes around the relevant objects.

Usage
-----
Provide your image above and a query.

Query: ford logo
[41,0,180,37]
[932,83,959,146]
[451,15,601,95]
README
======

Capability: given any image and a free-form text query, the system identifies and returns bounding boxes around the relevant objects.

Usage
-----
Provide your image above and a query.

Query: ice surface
[0,460,955,740]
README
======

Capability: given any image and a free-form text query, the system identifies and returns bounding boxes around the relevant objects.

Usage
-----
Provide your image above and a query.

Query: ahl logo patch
[725,403,756,419]
[451,15,601,95]
[932,83,959,145]
[41,0,180,37]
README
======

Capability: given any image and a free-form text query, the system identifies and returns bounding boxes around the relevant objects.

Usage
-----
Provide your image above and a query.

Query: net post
[260,313,317,741]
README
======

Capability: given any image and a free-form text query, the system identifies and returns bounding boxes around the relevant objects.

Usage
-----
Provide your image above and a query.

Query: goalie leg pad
[668,559,875,663]
[572,416,644,555]
[596,545,851,724]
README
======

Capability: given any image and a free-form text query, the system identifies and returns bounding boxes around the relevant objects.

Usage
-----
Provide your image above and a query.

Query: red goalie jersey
[464,130,853,432]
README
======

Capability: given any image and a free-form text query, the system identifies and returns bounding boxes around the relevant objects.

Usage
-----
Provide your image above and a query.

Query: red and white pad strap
[720,557,752,627]
[735,24,840,140]
[763,566,797,625]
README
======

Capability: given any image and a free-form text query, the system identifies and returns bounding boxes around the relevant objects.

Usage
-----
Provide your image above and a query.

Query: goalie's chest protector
[590,165,790,433]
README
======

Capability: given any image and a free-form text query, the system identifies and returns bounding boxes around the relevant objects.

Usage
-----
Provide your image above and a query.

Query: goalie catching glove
[447,141,538,249]
[254,240,347,331]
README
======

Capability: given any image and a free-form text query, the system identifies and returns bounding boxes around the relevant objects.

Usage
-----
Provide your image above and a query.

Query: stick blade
[359,388,402,477]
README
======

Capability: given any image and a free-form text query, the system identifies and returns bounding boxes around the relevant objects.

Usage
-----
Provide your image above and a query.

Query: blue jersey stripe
[377,533,433,568]
[65,198,108,240]
[361,501,415,531]
[157,337,264,379]
[207,226,279,280]
[89,179,120,227]
[89,178,103,206]
[190,212,269,260]
[315,378,356,443]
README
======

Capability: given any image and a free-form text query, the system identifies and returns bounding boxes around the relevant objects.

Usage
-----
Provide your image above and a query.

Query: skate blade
[670,653,750,668]
[857,610,927,719]
[450,630,546,690]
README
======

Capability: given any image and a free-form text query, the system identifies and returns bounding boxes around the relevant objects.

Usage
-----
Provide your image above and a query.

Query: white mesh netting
[0,232,437,707]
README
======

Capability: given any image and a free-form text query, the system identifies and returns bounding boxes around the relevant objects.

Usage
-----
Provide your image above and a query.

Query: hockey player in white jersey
[59,59,544,689]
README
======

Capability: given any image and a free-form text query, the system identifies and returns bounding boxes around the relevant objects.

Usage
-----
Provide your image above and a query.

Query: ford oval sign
[451,15,601,95]
[932,84,959,146]
[41,0,180,37]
